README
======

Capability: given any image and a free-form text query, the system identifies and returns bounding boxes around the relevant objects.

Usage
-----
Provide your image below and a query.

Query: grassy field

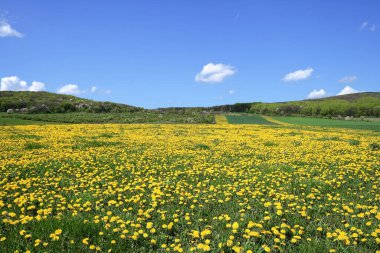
[272,116,380,131]
[0,112,214,124]
[0,116,53,125]
[0,123,379,253]
[223,114,380,131]
[226,114,276,125]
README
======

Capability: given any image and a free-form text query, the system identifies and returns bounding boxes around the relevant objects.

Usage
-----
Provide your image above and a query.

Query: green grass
[0,115,53,125]
[226,114,276,125]
[0,111,214,125]
[272,116,380,131]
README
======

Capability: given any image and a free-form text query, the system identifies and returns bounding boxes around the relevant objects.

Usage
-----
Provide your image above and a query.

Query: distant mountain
[0,91,142,113]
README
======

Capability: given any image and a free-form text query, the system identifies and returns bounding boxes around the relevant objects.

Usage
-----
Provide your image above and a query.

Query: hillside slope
[0,91,142,113]
[307,92,380,101]
[1,91,379,118]
[249,92,380,117]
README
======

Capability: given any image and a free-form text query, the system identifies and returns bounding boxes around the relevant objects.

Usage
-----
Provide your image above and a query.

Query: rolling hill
[1,91,379,118]
[0,91,142,113]
[162,92,380,117]
[248,92,380,117]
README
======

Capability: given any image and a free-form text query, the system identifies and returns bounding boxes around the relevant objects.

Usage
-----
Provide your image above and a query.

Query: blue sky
[1,0,379,108]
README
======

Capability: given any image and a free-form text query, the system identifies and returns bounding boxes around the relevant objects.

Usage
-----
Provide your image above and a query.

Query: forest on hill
[248,92,380,117]
[1,91,379,118]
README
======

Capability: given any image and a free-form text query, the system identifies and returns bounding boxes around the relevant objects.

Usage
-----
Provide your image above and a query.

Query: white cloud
[29,81,45,91]
[360,21,368,30]
[195,63,236,83]
[307,89,327,99]
[0,20,23,38]
[339,75,357,83]
[57,84,81,95]
[0,76,46,91]
[90,86,97,92]
[229,90,235,94]
[337,85,362,96]
[1,76,27,91]
[282,67,314,82]
[105,89,111,94]
[360,21,377,32]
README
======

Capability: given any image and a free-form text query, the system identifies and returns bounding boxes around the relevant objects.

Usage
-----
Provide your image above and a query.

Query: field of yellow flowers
[0,124,379,253]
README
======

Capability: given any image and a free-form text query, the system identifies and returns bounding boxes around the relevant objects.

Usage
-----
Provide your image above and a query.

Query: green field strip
[0,116,52,126]
[272,116,380,131]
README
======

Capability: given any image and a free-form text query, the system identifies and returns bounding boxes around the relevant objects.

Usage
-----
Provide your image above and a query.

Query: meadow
[225,114,380,131]
[0,112,214,125]
[0,123,379,253]
[271,116,380,131]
